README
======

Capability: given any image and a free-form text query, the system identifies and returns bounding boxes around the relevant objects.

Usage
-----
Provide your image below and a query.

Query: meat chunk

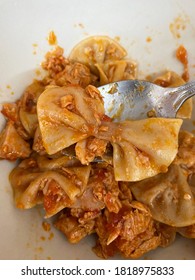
[90,164,121,213]
[55,210,95,243]
[42,46,68,78]
[93,201,161,259]
[70,164,121,213]
[75,137,108,165]
[55,63,94,88]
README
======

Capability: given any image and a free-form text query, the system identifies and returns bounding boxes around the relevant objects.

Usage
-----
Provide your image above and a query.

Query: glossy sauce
[176,45,189,82]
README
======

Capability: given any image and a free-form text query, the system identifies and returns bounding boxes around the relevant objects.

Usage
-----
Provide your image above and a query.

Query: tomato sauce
[176,45,189,82]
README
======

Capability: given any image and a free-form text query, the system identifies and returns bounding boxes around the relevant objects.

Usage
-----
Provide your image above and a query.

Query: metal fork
[99,80,195,120]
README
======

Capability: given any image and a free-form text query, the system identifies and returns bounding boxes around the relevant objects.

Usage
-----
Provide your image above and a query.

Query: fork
[99,79,195,120]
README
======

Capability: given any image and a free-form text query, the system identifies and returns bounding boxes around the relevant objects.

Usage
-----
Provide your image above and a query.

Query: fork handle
[171,81,195,112]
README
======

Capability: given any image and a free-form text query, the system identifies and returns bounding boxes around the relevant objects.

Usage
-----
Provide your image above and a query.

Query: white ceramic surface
[0,0,195,260]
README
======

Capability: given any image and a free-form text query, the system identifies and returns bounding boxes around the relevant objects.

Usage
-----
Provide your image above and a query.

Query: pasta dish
[0,36,194,259]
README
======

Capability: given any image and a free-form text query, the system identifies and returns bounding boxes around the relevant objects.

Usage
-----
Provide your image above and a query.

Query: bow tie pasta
[37,85,182,181]
[130,164,195,227]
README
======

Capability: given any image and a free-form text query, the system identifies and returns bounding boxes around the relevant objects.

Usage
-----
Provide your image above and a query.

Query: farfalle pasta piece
[96,59,137,85]
[99,118,182,181]
[130,164,195,227]
[37,83,182,181]
[10,159,91,217]
[155,223,176,248]
[153,71,193,119]
[177,224,195,238]
[17,80,44,138]
[19,109,38,137]
[35,154,80,170]
[0,121,31,160]
[173,130,195,172]
[69,36,127,74]
[37,85,104,154]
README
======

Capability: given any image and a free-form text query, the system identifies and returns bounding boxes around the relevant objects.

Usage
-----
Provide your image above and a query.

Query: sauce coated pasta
[0,36,194,259]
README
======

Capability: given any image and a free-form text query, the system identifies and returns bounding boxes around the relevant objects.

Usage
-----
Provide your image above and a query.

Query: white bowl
[0,0,195,260]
